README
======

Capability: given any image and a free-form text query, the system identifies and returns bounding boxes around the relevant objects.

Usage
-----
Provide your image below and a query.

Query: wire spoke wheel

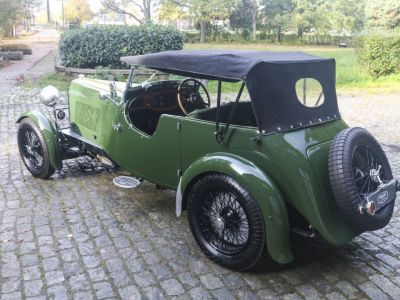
[352,145,386,196]
[21,127,44,171]
[187,174,266,271]
[17,119,55,179]
[199,190,250,255]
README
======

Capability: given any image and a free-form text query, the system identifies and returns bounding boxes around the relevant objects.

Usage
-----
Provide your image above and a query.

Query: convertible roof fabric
[121,50,330,81]
[121,50,340,135]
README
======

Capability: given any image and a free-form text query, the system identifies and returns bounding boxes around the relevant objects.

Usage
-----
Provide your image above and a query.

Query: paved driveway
[1,53,400,298]
[0,42,56,94]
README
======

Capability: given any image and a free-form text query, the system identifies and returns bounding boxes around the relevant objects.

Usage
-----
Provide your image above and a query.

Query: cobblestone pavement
[1,77,400,299]
[339,93,400,146]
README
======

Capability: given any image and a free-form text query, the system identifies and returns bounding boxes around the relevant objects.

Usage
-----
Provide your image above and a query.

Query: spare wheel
[328,127,396,231]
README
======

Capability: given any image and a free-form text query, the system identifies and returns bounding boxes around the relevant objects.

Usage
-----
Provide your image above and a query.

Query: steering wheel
[177,78,211,115]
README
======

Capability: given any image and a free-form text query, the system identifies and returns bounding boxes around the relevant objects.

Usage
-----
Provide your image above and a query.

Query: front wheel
[17,118,55,179]
[187,174,266,271]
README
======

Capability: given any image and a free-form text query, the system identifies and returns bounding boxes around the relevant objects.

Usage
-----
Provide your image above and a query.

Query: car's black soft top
[121,50,340,135]
[121,50,330,82]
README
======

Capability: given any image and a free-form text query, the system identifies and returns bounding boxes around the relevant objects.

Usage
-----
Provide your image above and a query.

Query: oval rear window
[295,78,324,108]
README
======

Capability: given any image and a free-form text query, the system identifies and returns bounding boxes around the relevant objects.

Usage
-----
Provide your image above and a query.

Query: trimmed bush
[0,44,32,55]
[59,25,184,68]
[356,30,400,77]
[0,51,24,60]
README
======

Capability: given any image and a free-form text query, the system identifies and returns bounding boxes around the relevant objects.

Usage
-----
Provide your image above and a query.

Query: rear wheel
[17,119,55,179]
[187,173,266,271]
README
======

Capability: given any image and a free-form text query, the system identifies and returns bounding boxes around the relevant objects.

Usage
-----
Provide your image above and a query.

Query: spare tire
[328,127,394,231]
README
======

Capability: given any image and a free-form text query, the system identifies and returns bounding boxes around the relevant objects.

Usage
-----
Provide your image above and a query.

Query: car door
[104,107,183,189]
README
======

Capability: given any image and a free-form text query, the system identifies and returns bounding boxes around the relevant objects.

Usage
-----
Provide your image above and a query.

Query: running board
[61,128,103,150]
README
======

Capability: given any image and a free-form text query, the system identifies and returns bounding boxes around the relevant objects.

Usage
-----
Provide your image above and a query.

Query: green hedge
[184,30,353,45]
[356,31,400,77]
[184,31,199,43]
[0,44,32,55]
[59,25,184,68]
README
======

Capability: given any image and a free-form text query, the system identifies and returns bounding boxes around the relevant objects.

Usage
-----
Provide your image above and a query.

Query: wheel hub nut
[370,165,383,185]
[214,217,224,231]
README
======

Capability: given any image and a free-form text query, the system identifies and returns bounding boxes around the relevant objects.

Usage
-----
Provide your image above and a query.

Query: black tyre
[187,173,266,271]
[17,118,55,179]
[328,127,394,231]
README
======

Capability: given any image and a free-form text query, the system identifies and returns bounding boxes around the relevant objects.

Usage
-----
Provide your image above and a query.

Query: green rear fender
[178,153,294,264]
[17,111,62,170]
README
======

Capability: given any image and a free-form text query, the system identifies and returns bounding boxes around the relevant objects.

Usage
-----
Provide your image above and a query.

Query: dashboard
[129,89,179,112]
[126,80,199,113]
[125,81,185,135]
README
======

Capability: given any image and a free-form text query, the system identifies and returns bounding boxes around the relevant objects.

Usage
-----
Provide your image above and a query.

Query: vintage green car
[17,50,399,270]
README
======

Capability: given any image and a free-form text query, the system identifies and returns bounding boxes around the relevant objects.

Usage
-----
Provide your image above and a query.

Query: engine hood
[72,78,127,98]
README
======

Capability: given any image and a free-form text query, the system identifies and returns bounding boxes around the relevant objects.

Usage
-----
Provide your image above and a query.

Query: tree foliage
[160,0,234,42]
[158,1,183,21]
[157,0,370,43]
[262,0,294,40]
[230,0,253,31]
[328,0,365,34]
[65,0,93,25]
[101,0,157,24]
[0,0,42,36]
[0,1,21,32]
[356,30,400,77]
[261,0,364,39]
[366,0,400,30]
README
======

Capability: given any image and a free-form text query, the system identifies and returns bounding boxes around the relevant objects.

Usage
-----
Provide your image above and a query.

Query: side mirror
[40,86,60,106]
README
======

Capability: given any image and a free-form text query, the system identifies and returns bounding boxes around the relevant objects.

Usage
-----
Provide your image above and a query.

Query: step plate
[113,176,141,189]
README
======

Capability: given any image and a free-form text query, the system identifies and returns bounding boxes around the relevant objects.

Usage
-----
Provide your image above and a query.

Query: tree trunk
[122,0,128,25]
[143,0,151,23]
[297,28,303,39]
[61,0,65,30]
[200,21,206,43]
[251,0,258,42]
[144,9,151,23]
[277,27,282,42]
[46,0,51,24]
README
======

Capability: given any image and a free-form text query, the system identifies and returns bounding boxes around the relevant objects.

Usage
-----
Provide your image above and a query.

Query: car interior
[125,80,257,135]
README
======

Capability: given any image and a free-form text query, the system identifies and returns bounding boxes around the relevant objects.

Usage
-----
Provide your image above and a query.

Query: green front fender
[17,111,62,170]
[178,153,294,264]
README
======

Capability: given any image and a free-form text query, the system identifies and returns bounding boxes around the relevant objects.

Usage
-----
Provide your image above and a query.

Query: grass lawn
[185,43,400,94]
[23,73,73,91]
